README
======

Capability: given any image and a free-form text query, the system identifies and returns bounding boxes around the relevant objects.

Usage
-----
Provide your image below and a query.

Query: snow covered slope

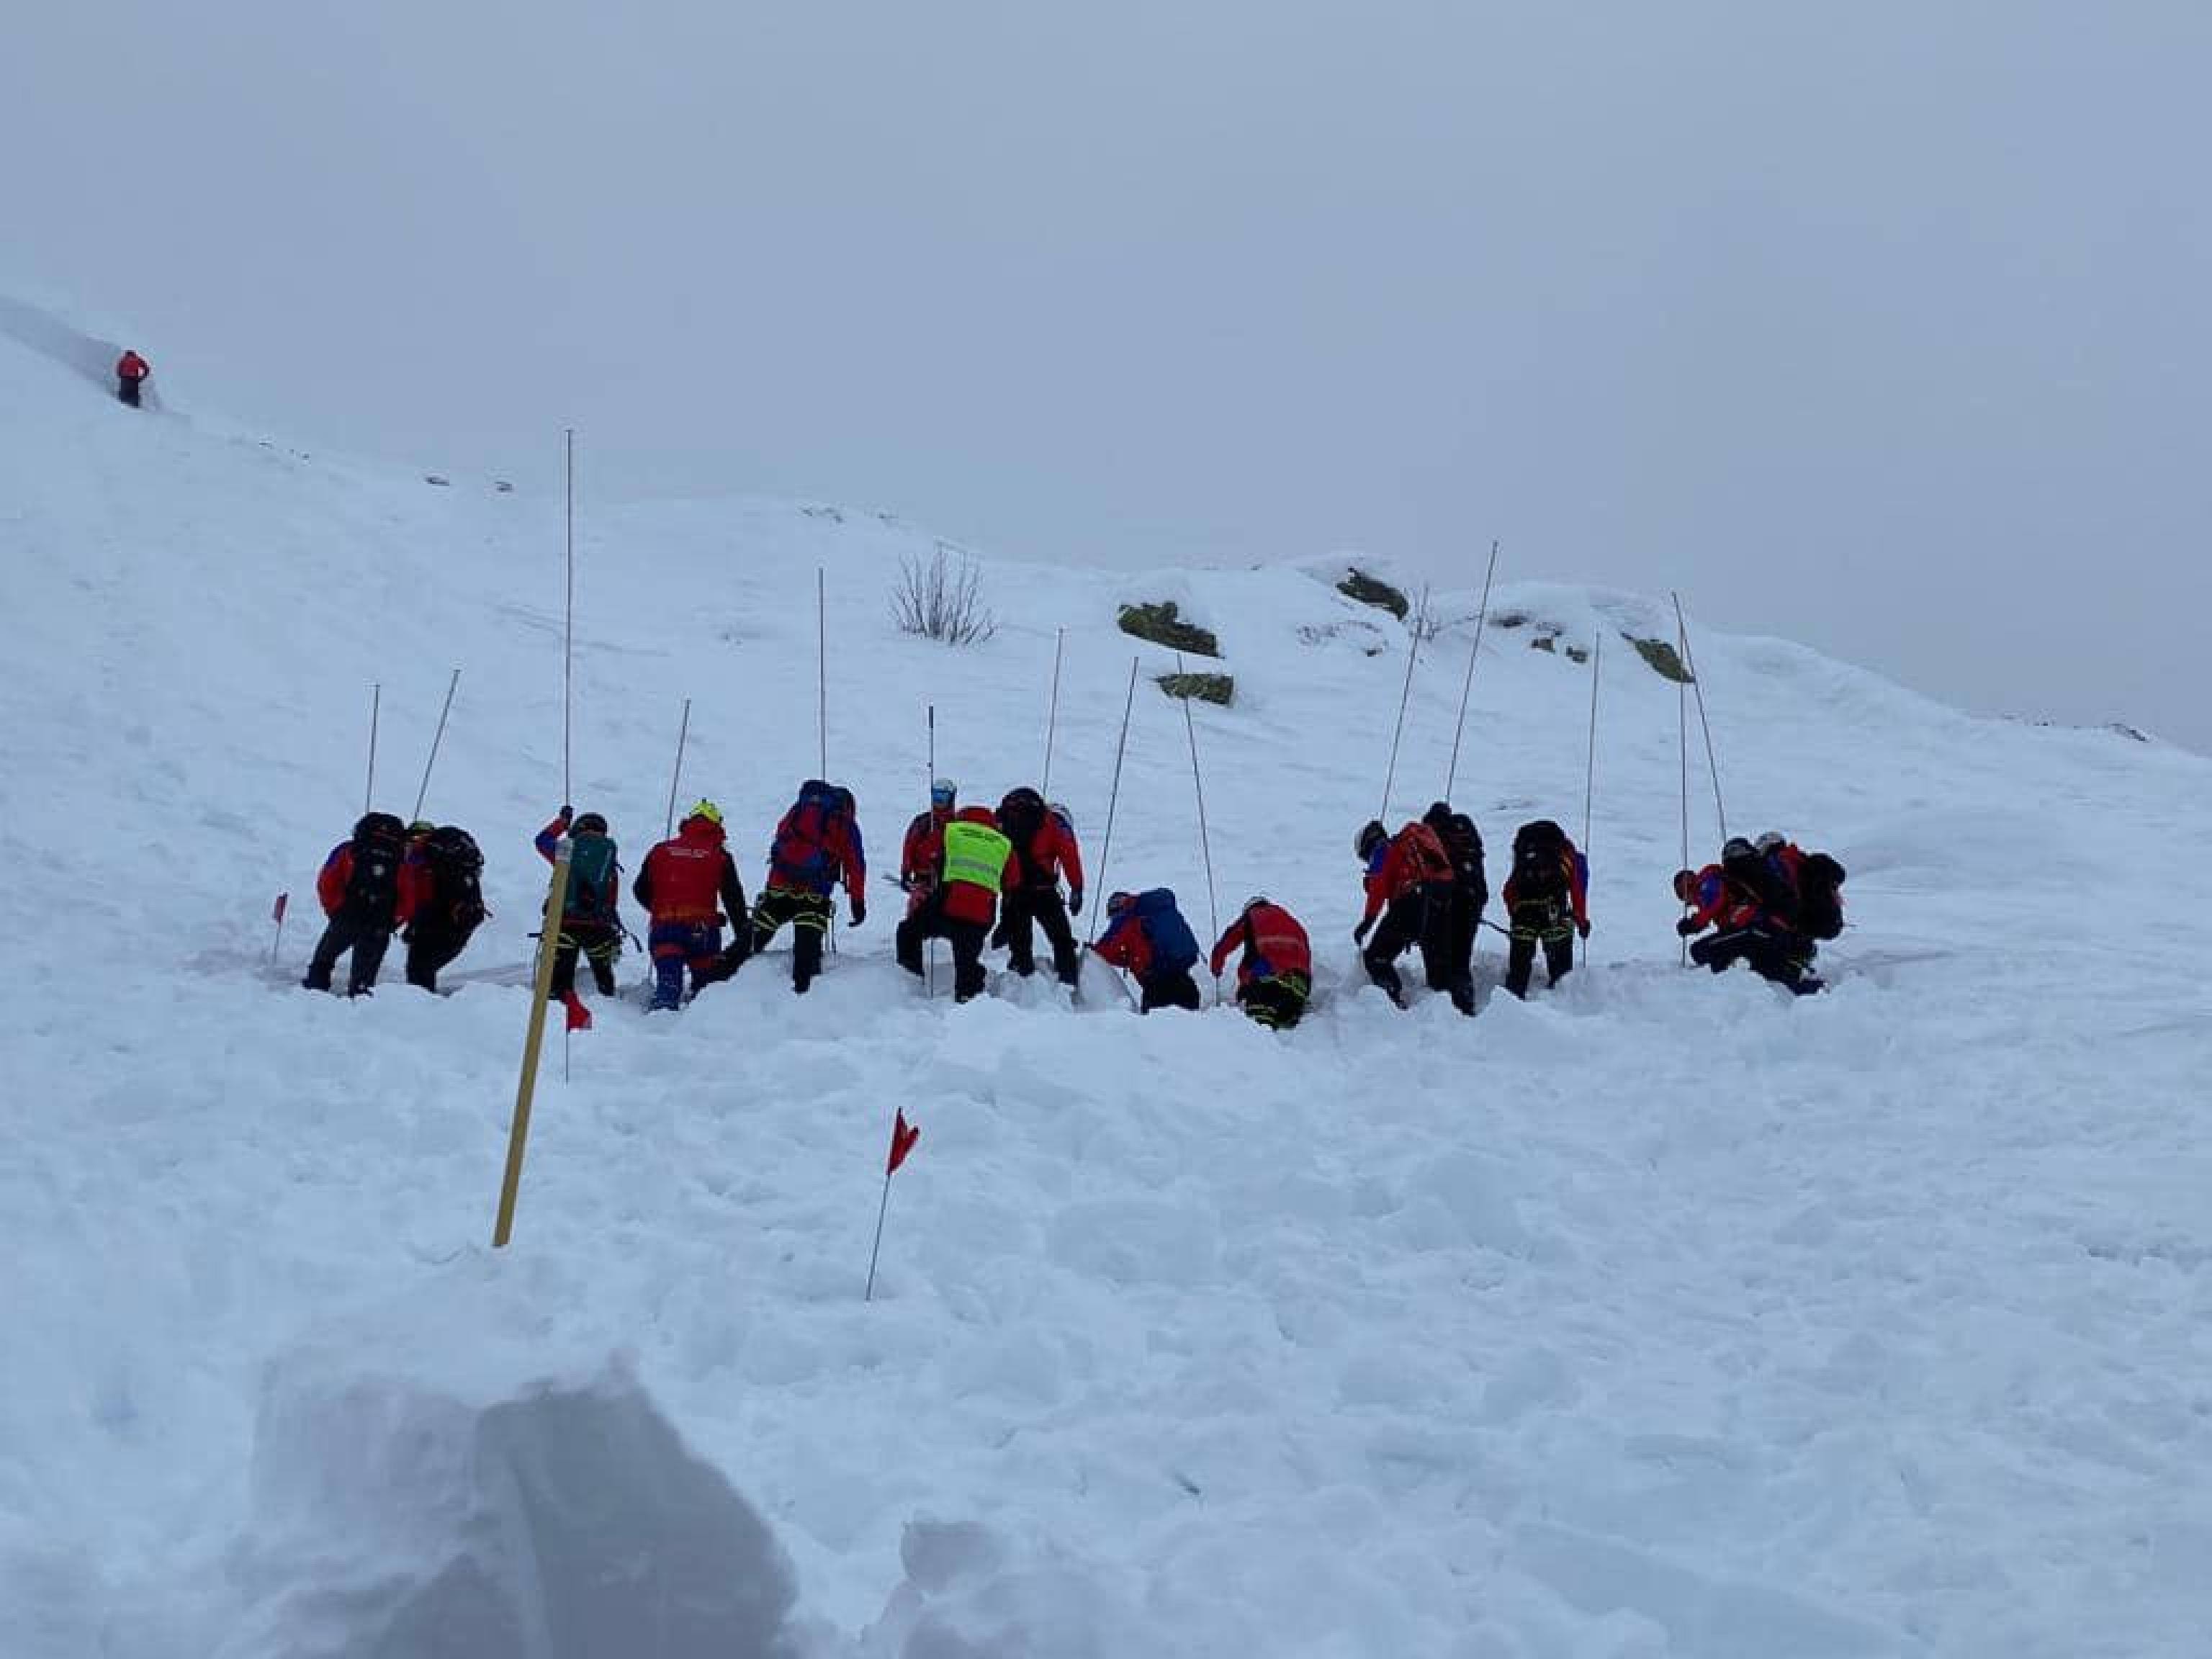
[4,322,2211,1658]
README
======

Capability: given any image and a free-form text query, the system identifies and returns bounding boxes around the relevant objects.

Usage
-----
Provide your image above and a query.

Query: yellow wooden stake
[494,837,573,1247]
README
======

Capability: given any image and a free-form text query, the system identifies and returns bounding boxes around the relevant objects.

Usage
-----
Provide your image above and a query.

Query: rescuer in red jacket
[633,800,750,1010]
[115,350,150,408]
[896,805,1015,1001]
[993,787,1085,986]
[1353,818,1457,1009]
[303,811,413,996]
[1208,896,1312,1030]
[900,778,958,914]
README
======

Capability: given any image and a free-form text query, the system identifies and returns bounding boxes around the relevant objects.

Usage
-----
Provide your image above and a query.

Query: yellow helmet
[687,799,724,827]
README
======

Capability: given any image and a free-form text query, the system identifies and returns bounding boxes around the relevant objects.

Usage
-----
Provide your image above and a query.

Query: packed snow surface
[4,319,2210,1658]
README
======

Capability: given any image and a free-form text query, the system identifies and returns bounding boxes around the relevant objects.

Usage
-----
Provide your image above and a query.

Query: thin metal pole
[1041,627,1065,796]
[564,428,575,804]
[863,1174,894,1301]
[662,698,693,838]
[817,567,829,778]
[1443,541,1500,801]
[411,668,462,823]
[1678,606,1691,966]
[1379,584,1429,822]
[1175,655,1222,1001]
[1672,590,1727,840]
[924,703,936,999]
[364,682,380,812]
[1087,657,1141,945]
[1581,635,1600,968]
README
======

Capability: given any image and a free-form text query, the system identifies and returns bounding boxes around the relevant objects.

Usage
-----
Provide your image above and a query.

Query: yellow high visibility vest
[942,820,1011,894]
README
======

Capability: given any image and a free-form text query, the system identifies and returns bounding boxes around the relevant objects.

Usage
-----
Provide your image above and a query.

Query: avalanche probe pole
[1378,584,1430,822]
[662,697,692,838]
[1581,634,1601,968]
[563,428,575,806]
[818,567,836,958]
[1677,603,1692,966]
[1175,654,1223,1004]
[1086,657,1141,948]
[363,682,381,812]
[495,837,574,1248]
[1442,541,1500,802]
[924,703,937,999]
[410,667,462,823]
[1040,627,1065,796]
[1673,590,1727,840]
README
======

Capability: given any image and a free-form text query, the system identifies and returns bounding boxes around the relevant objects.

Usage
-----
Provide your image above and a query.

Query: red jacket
[1359,823,1452,925]
[1010,813,1084,894]
[316,842,417,924]
[634,818,746,925]
[1681,863,1762,932]
[116,351,149,382]
[1209,902,1311,988]
[901,809,950,904]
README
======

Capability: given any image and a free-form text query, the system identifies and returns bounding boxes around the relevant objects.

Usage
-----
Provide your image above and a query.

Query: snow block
[223,1364,803,1659]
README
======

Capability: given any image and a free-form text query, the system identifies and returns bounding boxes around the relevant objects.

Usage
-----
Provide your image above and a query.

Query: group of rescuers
[302,779,1845,1028]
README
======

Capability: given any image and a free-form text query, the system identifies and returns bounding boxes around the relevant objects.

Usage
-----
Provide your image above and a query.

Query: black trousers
[550,921,621,999]
[1238,974,1309,1030]
[1692,926,1819,994]
[1001,886,1079,984]
[404,925,476,992]
[1362,885,1455,1008]
[118,377,142,407]
[1140,968,1202,1012]
[897,897,991,1000]
[752,888,832,992]
[305,916,392,995]
[1504,899,1575,998]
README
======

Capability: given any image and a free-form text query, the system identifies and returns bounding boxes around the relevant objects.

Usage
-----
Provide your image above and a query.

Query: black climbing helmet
[1355,819,1388,860]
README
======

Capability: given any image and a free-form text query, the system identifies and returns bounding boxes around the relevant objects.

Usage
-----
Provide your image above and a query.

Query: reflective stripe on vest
[942,821,1011,895]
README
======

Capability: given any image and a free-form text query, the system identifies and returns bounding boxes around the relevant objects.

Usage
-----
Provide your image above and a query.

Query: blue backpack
[1134,888,1200,974]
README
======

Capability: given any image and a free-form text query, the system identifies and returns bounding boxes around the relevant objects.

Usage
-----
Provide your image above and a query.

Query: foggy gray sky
[7,3,2207,746]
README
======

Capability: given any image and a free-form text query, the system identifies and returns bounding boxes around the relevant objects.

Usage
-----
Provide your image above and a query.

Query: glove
[1577,918,1592,940]
[1676,917,1699,938]
[850,898,867,927]
[1353,917,1373,945]
[557,804,572,823]
[899,873,914,893]
[1068,887,1083,916]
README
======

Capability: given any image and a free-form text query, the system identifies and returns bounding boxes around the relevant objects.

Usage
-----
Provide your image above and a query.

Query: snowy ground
[4,315,2211,1658]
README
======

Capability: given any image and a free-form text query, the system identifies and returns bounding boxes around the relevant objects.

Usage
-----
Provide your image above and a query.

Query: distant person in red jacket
[1353,818,1457,1010]
[534,806,625,1028]
[1208,896,1312,1030]
[1500,819,1589,998]
[899,778,958,914]
[633,800,750,1010]
[993,787,1085,986]
[115,350,150,408]
[303,811,413,996]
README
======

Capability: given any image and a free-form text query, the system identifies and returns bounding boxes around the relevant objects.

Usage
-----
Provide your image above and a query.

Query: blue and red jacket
[1095,891,1200,981]
[1360,823,1453,926]
[764,790,868,904]
[1208,902,1311,989]
[1681,863,1763,932]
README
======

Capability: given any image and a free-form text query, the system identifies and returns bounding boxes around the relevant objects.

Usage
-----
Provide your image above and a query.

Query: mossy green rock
[1336,568,1409,620]
[1156,672,1235,706]
[1627,635,1693,683]
[1118,601,1220,657]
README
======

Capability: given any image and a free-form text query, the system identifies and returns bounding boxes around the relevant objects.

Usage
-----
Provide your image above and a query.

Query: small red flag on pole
[866,1110,922,1300]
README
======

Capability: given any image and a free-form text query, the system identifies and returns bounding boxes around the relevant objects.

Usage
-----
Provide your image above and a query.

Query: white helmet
[1754,831,1786,854]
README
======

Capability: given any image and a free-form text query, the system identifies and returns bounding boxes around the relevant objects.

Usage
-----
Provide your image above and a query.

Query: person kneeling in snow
[535,807,625,1028]
[399,821,487,992]
[1208,895,1312,1030]
[1675,837,1825,995]
[897,805,1015,1002]
[634,799,750,1010]
[1092,889,1204,1012]
[304,811,413,996]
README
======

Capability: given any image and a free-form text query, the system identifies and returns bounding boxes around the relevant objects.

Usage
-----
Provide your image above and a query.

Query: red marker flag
[886,1109,921,1175]
[272,891,289,924]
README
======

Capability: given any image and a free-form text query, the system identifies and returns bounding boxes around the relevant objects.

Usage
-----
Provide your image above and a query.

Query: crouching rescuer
[634,799,750,1010]
[897,804,1015,1001]
[1209,895,1312,1030]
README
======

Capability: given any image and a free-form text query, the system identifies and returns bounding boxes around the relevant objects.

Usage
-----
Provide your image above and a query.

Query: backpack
[997,788,1050,883]
[1395,822,1453,886]
[770,780,853,890]
[1134,888,1200,974]
[421,826,487,930]
[566,831,619,922]
[1723,842,1797,925]
[1796,851,1847,940]
[343,813,408,925]
[1511,819,1570,899]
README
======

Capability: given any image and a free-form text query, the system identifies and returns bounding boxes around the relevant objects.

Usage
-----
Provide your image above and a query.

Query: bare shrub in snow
[892,543,998,647]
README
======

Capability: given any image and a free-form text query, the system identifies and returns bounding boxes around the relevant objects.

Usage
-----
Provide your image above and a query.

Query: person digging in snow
[633,799,750,1010]
[1092,888,1205,1012]
[751,779,866,994]
[897,804,1015,1002]
[534,806,624,1029]
[1208,895,1313,1030]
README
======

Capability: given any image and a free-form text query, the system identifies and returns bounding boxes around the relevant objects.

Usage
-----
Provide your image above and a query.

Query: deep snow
[4,318,2210,1658]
